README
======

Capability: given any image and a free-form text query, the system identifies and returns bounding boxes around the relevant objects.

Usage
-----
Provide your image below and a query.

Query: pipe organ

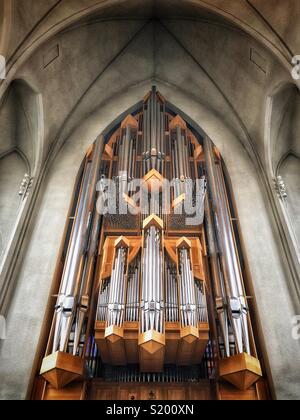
[35,88,269,400]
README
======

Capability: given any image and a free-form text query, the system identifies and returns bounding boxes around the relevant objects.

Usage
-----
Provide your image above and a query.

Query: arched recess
[0,78,44,314]
[264,81,300,289]
[265,82,300,176]
[0,78,43,175]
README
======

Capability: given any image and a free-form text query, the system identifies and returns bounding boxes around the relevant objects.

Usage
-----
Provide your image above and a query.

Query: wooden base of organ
[95,321,209,370]
[33,378,270,401]
[219,353,262,391]
[40,352,84,389]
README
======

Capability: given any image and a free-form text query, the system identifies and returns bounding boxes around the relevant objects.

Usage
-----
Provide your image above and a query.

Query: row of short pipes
[97,249,208,331]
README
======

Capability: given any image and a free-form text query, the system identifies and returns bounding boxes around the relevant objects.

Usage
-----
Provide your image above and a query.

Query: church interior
[0,0,300,401]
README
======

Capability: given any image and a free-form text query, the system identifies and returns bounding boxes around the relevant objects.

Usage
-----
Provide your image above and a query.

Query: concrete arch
[0,78,44,176]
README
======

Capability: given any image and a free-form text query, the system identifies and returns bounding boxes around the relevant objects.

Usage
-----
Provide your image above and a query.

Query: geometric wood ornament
[176,237,192,250]
[143,214,164,231]
[105,325,127,366]
[219,353,262,391]
[139,330,165,373]
[177,325,199,366]
[40,352,84,389]
[143,169,165,192]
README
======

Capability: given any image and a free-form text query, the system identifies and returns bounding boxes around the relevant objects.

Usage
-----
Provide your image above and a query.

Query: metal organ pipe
[52,137,104,354]
[171,125,191,200]
[204,138,250,356]
[142,87,165,176]
[118,123,137,180]
[204,189,230,356]
[179,248,197,328]
[165,260,179,322]
[195,280,208,323]
[107,246,128,328]
[141,226,164,334]
[72,195,102,356]
[125,258,140,322]
[97,279,110,321]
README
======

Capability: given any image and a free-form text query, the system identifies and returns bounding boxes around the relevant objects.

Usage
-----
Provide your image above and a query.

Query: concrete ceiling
[1,0,299,67]
[0,0,299,176]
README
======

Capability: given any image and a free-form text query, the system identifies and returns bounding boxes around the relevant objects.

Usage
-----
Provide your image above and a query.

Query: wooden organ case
[32,88,270,401]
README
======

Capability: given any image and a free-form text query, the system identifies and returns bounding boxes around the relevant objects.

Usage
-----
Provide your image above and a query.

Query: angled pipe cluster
[52,137,104,357]
[204,138,250,357]
[117,117,138,180]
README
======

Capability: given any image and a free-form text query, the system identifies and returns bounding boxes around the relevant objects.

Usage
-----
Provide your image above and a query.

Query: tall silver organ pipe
[204,186,230,357]
[73,192,102,356]
[107,246,128,328]
[141,226,164,333]
[171,124,191,199]
[142,87,165,175]
[118,123,137,180]
[165,259,179,322]
[178,248,197,328]
[125,258,140,322]
[52,137,104,354]
[204,138,250,356]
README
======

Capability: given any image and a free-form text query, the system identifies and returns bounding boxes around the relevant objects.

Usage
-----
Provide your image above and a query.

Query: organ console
[34,87,269,401]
